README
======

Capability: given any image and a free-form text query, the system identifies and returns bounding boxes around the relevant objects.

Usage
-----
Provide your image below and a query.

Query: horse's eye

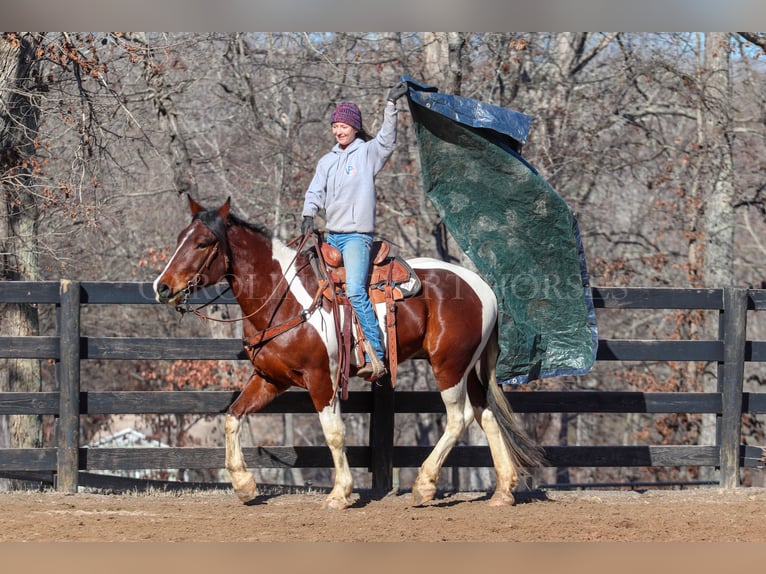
[197,240,213,249]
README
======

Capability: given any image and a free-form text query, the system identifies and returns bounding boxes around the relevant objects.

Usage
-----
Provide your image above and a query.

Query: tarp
[403,76,597,384]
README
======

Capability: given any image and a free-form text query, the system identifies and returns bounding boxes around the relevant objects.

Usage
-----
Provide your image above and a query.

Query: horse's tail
[478,323,546,470]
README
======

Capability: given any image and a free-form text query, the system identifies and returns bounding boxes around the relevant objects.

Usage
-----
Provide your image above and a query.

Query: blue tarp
[403,76,598,384]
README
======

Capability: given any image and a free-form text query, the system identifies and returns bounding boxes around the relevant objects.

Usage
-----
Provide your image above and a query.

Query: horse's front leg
[224,414,256,503]
[317,402,354,509]
[225,373,282,504]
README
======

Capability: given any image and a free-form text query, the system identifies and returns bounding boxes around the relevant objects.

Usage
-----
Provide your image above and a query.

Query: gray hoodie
[302,102,398,233]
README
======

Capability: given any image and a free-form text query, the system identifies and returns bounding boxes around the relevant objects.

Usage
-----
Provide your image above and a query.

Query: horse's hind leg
[411,380,473,506]
[317,402,354,510]
[471,402,518,506]
[469,321,522,505]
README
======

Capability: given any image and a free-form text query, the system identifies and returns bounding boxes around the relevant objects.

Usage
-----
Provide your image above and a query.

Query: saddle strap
[324,268,349,402]
[242,278,328,349]
[384,266,398,388]
[341,302,353,400]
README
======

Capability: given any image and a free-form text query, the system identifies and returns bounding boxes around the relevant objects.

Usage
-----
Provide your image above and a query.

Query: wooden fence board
[0,392,60,414]
[0,336,59,359]
[75,444,721,471]
[79,446,371,470]
[0,335,725,363]
[503,391,722,414]
[748,290,766,311]
[0,448,58,471]
[83,337,249,360]
[596,339,722,361]
[0,444,725,472]
[0,390,750,417]
[742,445,766,468]
[393,391,722,414]
[0,281,60,303]
[746,341,766,362]
[392,445,719,468]
[591,287,722,310]
[79,281,234,305]
[541,445,720,467]
[80,390,372,414]
[0,283,731,310]
[0,390,733,416]
[744,393,766,414]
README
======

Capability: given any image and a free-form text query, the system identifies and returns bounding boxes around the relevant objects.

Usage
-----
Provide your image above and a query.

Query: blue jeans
[328,232,384,361]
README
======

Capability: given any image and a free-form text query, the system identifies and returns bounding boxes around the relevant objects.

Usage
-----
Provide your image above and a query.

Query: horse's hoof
[236,490,257,504]
[411,483,436,506]
[487,493,515,507]
[322,497,351,510]
[233,476,257,503]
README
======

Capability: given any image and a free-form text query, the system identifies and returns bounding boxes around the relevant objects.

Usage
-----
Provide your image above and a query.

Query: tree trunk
[698,33,735,480]
[0,33,44,489]
[700,33,735,289]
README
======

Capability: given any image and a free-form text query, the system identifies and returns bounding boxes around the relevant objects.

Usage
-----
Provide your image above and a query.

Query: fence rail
[1,281,765,492]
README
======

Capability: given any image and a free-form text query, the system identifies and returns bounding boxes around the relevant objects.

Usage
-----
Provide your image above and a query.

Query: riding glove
[301,216,314,235]
[387,82,408,103]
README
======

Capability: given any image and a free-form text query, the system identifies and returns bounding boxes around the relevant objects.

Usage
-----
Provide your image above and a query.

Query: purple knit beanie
[330,102,362,130]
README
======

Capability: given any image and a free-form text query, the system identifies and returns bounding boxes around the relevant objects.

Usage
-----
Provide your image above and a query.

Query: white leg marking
[474,406,517,504]
[224,414,257,502]
[412,381,472,504]
[317,403,354,509]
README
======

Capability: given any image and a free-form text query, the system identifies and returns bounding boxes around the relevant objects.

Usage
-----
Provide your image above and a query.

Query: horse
[153,196,544,509]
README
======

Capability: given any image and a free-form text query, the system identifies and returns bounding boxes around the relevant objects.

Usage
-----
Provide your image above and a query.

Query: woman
[301,82,408,380]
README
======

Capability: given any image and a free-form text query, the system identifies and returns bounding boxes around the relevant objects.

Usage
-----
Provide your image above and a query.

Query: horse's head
[153,196,233,305]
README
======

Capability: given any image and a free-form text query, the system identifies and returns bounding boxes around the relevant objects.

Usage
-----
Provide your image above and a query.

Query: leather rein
[175,228,327,350]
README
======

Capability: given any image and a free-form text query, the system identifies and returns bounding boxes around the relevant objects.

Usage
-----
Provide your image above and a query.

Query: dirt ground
[2,485,766,543]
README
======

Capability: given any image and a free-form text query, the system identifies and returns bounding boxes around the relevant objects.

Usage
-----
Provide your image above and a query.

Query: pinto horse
[153,196,543,508]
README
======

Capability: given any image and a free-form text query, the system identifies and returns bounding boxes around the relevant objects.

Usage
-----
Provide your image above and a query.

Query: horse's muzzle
[154,282,175,304]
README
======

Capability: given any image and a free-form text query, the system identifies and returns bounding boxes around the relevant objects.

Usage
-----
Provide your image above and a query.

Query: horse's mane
[194,208,273,243]
[228,213,273,239]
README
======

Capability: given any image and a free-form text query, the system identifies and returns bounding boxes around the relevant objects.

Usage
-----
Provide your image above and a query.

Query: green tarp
[404,77,597,384]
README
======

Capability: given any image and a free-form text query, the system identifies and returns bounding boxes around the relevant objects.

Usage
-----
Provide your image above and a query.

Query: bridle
[175,241,231,316]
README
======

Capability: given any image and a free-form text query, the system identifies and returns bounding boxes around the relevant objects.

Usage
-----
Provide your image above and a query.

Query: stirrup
[356,361,388,380]
[356,341,387,380]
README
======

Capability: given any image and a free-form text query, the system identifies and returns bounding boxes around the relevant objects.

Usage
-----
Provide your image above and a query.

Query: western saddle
[310,235,421,398]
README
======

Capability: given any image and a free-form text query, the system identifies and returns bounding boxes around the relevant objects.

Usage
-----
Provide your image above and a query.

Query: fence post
[368,377,395,493]
[717,286,747,488]
[57,279,81,492]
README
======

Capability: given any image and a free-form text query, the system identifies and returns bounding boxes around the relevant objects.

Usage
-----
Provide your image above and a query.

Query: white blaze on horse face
[153,227,198,302]
[270,238,340,369]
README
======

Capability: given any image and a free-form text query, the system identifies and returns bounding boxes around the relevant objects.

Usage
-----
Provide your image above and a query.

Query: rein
[179,229,327,349]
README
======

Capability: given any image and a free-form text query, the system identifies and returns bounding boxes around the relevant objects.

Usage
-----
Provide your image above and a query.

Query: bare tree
[1,33,44,477]
[696,34,736,472]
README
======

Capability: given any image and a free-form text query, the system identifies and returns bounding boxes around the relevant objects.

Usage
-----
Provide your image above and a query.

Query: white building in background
[86,428,182,481]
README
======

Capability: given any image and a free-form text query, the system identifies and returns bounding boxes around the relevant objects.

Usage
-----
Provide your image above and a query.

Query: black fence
[1,280,765,493]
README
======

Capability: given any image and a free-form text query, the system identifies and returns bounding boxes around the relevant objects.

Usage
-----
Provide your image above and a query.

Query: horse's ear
[188,195,205,217]
[218,196,232,221]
